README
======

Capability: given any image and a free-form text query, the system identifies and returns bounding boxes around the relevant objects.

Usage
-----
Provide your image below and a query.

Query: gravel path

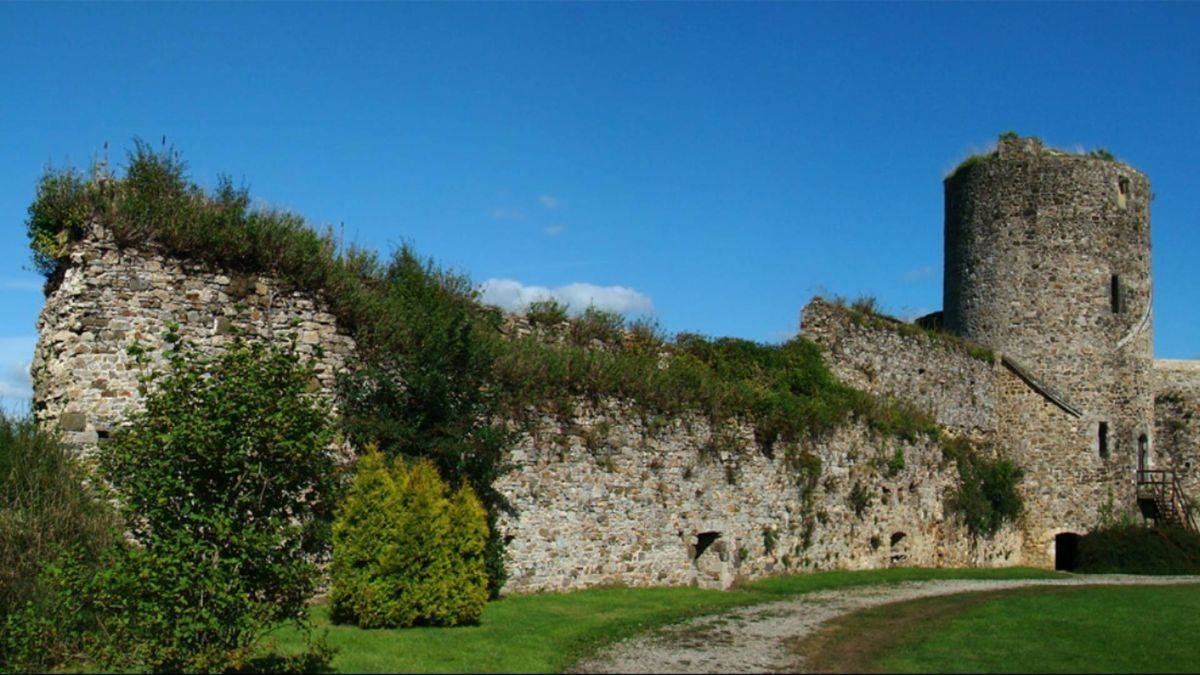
[572,575,1200,674]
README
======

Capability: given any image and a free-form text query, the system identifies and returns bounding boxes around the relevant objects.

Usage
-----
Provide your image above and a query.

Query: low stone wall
[31,226,357,446]
[496,402,1021,594]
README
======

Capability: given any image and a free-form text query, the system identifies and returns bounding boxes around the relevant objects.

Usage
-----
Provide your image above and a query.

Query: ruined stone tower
[943,136,1155,486]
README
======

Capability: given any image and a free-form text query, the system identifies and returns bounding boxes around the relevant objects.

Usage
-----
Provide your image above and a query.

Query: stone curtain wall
[1154,360,1200,496]
[34,230,1022,594]
[496,403,1021,593]
[800,298,999,437]
[32,225,357,446]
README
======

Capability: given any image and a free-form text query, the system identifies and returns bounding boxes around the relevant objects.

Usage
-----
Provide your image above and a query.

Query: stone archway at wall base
[1054,532,1082,571]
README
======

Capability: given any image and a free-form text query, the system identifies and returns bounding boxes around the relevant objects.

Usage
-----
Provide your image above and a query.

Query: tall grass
[0,413,118,617]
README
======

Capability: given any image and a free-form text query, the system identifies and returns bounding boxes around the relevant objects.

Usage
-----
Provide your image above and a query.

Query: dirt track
[572,575,1200,674]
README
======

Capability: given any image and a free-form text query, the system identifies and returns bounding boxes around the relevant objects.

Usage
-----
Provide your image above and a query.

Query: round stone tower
[943,135,1154,474]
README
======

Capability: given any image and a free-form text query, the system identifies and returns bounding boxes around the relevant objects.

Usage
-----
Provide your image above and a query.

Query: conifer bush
[331,451,489,628]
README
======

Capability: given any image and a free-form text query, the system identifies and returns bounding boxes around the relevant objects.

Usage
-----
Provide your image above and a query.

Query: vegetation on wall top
[26,141,949,450]
[946,131,1124,181]
[822,296,996,363]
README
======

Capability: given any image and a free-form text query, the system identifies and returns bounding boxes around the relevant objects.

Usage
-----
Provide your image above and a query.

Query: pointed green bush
[331,451,489,628]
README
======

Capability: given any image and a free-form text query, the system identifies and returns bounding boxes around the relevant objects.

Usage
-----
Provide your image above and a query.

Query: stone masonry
[496,403,1020,593]
[32,224,357,447]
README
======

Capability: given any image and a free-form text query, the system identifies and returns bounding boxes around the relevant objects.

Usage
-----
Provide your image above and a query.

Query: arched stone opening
[693,531,721,561]
[692,531,731,589]
[1054,532,1082,571]
[889,531,908,566]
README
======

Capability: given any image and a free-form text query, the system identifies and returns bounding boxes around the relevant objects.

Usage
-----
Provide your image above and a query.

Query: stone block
[60,412,87,432]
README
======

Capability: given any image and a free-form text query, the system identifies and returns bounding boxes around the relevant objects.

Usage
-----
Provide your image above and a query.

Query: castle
[31,136,1200,591]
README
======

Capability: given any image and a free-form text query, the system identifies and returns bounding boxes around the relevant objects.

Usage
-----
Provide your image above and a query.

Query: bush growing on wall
[331,451,489,628]
[942,437,1024,538]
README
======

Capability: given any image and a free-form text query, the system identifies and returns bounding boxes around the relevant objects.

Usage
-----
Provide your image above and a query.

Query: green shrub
[569,307,626,346]
[331,451,489,628]
[26,167,107,277]
[885,446,906,477]
[525,299,568,327]
[942,438,1024,538]
[850,295,879,315]
[1076,524,1200,575]
[87,338,333,672]
[626,316,665,352]
[0,414,117,618]
[1088,148,1117,162]
[0,415,120,672]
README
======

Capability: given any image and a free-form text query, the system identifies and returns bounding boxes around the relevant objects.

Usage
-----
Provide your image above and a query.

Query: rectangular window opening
[1099,422,1109,459]
[1110,275,1122,314]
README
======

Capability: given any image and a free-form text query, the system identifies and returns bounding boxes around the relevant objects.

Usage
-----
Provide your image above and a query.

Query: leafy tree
[89,337,335,672]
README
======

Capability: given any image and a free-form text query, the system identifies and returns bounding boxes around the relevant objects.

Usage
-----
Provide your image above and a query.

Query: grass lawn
[264,567,1062,673]
[802,583,1200,673]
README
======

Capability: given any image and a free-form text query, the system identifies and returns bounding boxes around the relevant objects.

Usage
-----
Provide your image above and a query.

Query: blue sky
[1,3,1198,408]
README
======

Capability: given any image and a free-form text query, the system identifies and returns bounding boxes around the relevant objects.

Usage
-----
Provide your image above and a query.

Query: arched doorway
[1054,532,1081,571]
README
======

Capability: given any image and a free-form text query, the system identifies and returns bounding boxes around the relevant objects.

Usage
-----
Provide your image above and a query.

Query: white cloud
[543,223,567,236]
[489,207,527,222]
[0,336,36,407]
[538,195,561,210]
[903,265,936,283]
[478,279,653,316]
